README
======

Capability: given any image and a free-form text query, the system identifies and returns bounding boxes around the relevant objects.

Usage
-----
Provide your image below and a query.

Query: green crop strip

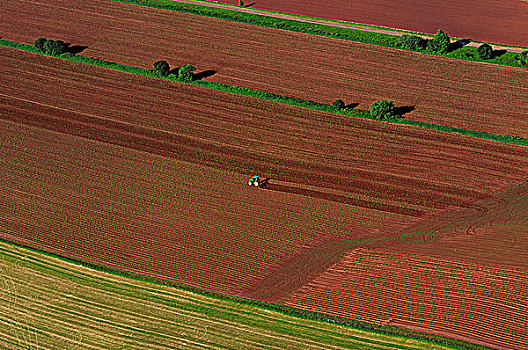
[110,0,528,69]
[1,38,527,148]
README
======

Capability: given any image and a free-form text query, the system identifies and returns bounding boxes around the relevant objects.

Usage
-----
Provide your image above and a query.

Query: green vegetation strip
[1,38,527,148]
[111,0,528,69]
[0,238,493,350]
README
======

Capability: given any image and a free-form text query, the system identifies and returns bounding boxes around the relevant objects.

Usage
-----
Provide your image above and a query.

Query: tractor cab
[248,175,260,187]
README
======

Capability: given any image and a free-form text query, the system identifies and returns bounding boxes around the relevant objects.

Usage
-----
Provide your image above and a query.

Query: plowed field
[392,179,528,268]
[283,248,528,350]
[2,48,528,348]
[212,0,528,47]
[1,0,528,137]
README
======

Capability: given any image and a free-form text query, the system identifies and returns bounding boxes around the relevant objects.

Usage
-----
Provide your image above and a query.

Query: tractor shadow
[394,105,415,117]
[258,178,271,188]
[65,43,88,55]
[192,69,217,81]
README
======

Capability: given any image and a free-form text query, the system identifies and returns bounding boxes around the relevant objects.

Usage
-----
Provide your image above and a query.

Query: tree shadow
[492,49,507,59]
[244,2,256,7]
[344,102,359,110]
[447,38,471,53]
[64,43,88,55]
[168,67,180,76]
[394,105,415,117]
[192,69,217,81]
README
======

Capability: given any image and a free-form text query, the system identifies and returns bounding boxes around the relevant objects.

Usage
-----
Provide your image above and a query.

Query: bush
[41,39,68,56]
[178,64,196,81]
[153,60,170,76]
[477,43,493,60]
[238,0,244,7]
[370,100,396,120]
[397,35,424,51]
[427,29,450,54]
[34,37,47,52]
[518,51,528,67]
[331,99,345,110]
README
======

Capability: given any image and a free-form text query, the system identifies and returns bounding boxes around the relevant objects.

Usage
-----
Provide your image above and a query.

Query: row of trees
[398,29,450,54]
[333,99,399,120]
[398,29,528,64]
[153,60,196,81]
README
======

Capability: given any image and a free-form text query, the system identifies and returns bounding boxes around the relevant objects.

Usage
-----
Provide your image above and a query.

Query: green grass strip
[110,0,528,69]
[2,37,527,148]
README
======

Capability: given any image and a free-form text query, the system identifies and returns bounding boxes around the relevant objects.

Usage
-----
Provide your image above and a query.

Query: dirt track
[1,0,527,138]
[203,0,528,48]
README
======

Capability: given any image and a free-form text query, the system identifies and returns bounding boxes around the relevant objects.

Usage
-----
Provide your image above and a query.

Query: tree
[370,100,396,120]
[332,99,345,110]
[238,0,244,7]
[517,51,528,67]
[427,29,450,54]
[398,35,424,51]
[153,60,170,77]
[477,43,493,60]
[34,37,47,52]
[42,39,67,55]
[178,64,196,81]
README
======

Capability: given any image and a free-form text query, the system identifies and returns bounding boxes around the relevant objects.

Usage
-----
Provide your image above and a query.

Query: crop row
[283,248,528,349]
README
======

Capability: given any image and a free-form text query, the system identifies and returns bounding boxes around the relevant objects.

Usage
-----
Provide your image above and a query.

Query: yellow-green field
[0,241,457,350]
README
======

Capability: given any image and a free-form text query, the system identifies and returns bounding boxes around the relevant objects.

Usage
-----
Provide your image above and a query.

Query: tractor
[248,175,269,188]
[248,175,261,187]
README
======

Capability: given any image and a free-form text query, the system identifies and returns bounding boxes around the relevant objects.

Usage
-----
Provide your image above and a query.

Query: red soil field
[283,248,528,350]
[2,48,528,347]
[391,179,528,268]
[0,120,394,294]
[1,0,528,138]
[213,0,528,47]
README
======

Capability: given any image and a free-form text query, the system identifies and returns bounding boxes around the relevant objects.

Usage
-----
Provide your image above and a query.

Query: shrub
[427,29,450,54]
[477,43,493,60]
[34,37,47,52]
[178,64,196,81]
[42,39,68,56]
[518,51,528,67]
[331,99,345,110]
[370,100,396,120]
[153,60,170,76]
[397,35,424,51]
